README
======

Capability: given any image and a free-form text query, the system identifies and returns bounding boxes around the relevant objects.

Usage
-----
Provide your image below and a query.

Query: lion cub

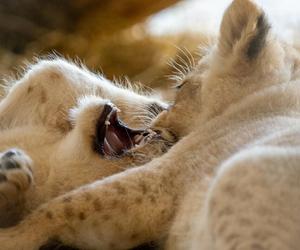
[2,0,300,250]
[0,59,169,228]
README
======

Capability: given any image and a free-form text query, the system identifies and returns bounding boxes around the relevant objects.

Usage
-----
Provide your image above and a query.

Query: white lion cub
[0,59,169,228]
[1,0,300,250]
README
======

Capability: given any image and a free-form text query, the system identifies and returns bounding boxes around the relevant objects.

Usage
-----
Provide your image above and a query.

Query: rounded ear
[218,0,270,60]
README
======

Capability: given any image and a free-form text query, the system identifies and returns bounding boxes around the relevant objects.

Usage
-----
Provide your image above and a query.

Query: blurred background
[0,0,300,96]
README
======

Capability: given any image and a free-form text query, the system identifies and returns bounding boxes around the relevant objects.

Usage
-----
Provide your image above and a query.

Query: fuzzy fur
[0,58,168,229]
[1,0,300,249]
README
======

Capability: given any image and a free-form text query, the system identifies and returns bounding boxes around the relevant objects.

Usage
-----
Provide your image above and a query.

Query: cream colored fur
[1,0,300,249]
[0,58,168,228]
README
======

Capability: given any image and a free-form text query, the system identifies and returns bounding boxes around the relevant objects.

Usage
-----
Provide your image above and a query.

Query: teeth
[105,110,114,125]
[146,129,157,136]
[134,134,144,144]
[132,129,158,147]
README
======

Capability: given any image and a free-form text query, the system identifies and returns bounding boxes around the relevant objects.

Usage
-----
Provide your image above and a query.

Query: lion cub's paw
[0,149,33,198]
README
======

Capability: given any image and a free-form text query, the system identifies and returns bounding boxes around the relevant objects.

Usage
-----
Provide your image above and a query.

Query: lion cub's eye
[174,80,188,90]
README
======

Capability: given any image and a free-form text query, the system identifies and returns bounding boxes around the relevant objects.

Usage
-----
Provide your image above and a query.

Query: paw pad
[0,149,33,192]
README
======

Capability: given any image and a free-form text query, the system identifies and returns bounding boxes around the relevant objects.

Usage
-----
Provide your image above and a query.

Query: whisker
[183,47,196,68]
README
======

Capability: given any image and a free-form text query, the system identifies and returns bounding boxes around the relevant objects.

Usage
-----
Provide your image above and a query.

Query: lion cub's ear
[218,0,270,60]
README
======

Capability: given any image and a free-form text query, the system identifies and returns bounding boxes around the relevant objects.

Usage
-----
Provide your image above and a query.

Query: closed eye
[174,80,188,90]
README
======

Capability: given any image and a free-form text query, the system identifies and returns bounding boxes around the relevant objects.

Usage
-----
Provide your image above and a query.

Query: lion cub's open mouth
[94,103,155,158]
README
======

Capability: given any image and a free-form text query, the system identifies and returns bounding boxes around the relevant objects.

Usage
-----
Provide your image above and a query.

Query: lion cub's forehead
[184,55,211,86]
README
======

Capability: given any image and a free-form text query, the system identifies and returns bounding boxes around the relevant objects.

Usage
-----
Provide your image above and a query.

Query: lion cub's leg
[0,149,33,227]
[0,162,180,250]
[197,147,300,250]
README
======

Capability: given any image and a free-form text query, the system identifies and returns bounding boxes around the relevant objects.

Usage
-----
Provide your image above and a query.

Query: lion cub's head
[153,0,300,139]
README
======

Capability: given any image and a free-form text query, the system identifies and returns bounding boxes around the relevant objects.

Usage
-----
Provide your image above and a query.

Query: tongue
[105,130,124,155]
[104,122,135,156]
[103,138,116,156]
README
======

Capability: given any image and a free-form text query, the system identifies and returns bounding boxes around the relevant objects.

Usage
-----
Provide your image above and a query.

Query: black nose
[147,103,168,116]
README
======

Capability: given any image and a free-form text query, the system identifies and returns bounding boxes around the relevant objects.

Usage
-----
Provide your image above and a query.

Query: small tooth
[105,120,110,125]
[116,107,121,113]
[134,134,144,144]
[146,129,156,136]
[145,135,153,141]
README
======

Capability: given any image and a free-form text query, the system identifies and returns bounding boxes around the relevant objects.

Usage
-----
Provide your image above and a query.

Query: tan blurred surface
[0,0,213,105]
[0,0,179,52]
[0,0,185,90]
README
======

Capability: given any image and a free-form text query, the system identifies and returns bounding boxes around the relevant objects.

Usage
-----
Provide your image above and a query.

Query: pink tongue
[104,129,125,156]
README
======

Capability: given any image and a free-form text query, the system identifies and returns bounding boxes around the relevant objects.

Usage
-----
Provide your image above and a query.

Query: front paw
[0,149,33,193]
[0,149,33,226]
